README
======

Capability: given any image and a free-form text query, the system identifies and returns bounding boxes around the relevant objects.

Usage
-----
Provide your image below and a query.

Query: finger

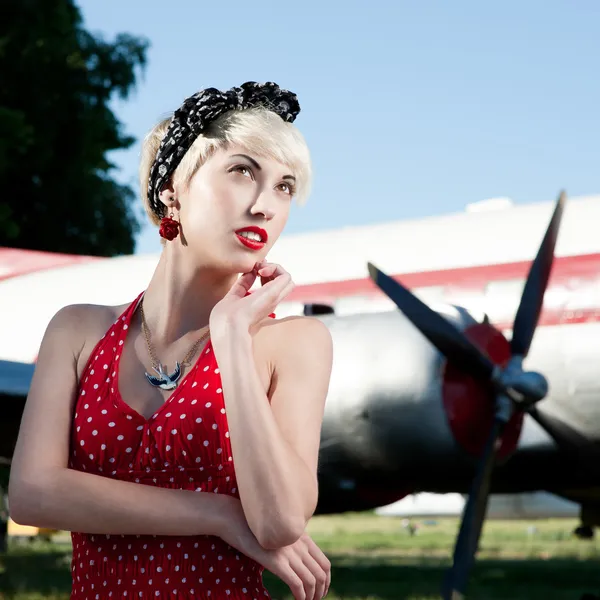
[302,553,327,600]
[227,271,258,298]
[243,273,292,320]
[304,538,331,597]
[289,555,316,600]
[255,271,292,299]
[277,563,306,600]
[276,279,296,305]
[257,263,286,279]
[304,540,331,600]
[258,263,278,279]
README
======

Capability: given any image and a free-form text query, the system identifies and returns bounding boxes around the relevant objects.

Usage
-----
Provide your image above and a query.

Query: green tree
[0,0,149,256]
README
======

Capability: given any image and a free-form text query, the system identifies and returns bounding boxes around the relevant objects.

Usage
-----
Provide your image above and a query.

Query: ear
[158,179,177,210]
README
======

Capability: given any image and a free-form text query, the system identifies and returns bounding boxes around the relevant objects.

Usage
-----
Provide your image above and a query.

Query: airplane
[2,191,600,598]
[375,490,580,521]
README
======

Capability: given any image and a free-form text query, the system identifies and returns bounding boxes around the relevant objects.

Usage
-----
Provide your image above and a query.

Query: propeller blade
[442,417,504,600]
[367,262,496,381]
[510,191,566,357]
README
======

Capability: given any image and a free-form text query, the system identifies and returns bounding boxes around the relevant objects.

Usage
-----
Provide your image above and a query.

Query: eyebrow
[230,153,296,182]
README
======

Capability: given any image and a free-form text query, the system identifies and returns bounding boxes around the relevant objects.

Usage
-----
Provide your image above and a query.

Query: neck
[140,247,238,344]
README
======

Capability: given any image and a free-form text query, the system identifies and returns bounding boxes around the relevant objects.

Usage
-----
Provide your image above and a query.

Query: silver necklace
[139,302,209,390]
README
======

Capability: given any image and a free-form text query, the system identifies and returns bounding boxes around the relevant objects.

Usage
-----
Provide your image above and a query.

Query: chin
[215,250,262,276]
[199,236,269,274]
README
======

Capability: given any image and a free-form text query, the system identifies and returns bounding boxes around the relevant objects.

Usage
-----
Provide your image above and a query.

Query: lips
[235,226,268,251]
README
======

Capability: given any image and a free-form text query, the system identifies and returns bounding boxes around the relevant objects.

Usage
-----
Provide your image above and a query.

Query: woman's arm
[8,304,234,537]
[213,315,333,550]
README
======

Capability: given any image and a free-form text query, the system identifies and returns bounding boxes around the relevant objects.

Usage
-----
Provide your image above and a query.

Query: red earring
[159,209,180,241]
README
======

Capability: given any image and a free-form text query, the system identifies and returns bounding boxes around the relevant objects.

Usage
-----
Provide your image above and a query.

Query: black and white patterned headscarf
[147,81,301,218]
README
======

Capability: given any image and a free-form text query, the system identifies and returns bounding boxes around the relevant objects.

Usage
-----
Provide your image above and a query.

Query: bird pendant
[144,361,182,390]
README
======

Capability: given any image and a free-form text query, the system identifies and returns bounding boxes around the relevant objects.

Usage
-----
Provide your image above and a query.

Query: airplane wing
[0,359,34,397]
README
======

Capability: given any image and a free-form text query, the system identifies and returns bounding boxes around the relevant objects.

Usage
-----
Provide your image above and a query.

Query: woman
[9,82,333,600]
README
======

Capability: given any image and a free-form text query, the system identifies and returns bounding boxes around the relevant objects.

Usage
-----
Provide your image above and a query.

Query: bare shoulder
[44,302,128,380]
[258,314,333,367]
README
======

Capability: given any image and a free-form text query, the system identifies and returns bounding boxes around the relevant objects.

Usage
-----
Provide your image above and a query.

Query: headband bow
[147,81,301,217]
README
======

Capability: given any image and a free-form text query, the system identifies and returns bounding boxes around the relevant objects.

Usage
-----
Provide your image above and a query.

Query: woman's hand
[218,496,331,599]
[210,261,295,337]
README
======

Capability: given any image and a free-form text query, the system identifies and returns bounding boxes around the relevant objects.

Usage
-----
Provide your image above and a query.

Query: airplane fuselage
[2,195,600,517]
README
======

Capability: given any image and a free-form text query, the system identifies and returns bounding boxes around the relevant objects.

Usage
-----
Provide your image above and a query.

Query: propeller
[367,190,566,600]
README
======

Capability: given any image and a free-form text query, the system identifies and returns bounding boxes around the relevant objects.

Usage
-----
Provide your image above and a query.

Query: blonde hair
[139,106,312,227]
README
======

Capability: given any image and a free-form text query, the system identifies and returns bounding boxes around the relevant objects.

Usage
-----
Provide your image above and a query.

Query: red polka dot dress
[69,292,271,599]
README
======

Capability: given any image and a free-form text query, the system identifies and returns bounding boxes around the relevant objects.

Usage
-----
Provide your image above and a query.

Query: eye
[277,182,296,196]
[230,164,253,179]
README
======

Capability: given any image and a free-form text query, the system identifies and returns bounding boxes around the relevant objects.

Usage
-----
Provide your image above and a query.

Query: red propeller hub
[441,322,524,460]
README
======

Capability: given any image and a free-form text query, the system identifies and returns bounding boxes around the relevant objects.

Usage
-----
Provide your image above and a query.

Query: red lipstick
[235,226,268,251]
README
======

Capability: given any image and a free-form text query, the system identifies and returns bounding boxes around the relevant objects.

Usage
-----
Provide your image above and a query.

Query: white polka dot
[180,414,186,419]
[191,399,197,405]
[217,388,222,394]
[80,440,85,446]
[195,457,201,463]
[126,448,132,453]
[187,434,193,440]
[157,426,162,432]
[92,430,98,436]
[166,412,172,417]
[166,445,171,451]
[108,422,115,427]
[171,429,177,435]
[225,432,230,438]
[117,435,124,441]
[212,424,218,430]
[203,366,209,372]
[136,425,143,431]
[87,417,93,423]
[102,409,108,415]
[204,383,209,390]
[178,398,185,403]
[89,454,94,460]
[221,408,226,414]
[101,444,106,450]
[205,402,211,408]
[84,404,89,409]
[214,368,220,374]
[203,441,209,447]
[217,448,222,454]
[195,417,202,423]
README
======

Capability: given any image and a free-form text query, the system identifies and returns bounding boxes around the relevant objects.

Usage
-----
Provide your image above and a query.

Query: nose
[249,194,275,221]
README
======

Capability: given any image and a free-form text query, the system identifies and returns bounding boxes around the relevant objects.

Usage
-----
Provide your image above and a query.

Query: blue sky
[76,0,600,255]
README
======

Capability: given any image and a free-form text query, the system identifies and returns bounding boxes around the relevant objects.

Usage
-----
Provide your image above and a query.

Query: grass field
[0,513,598,599]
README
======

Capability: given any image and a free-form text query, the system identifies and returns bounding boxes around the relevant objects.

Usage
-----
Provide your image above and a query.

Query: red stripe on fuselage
[287,252,600,328]
[0,248,99,282]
